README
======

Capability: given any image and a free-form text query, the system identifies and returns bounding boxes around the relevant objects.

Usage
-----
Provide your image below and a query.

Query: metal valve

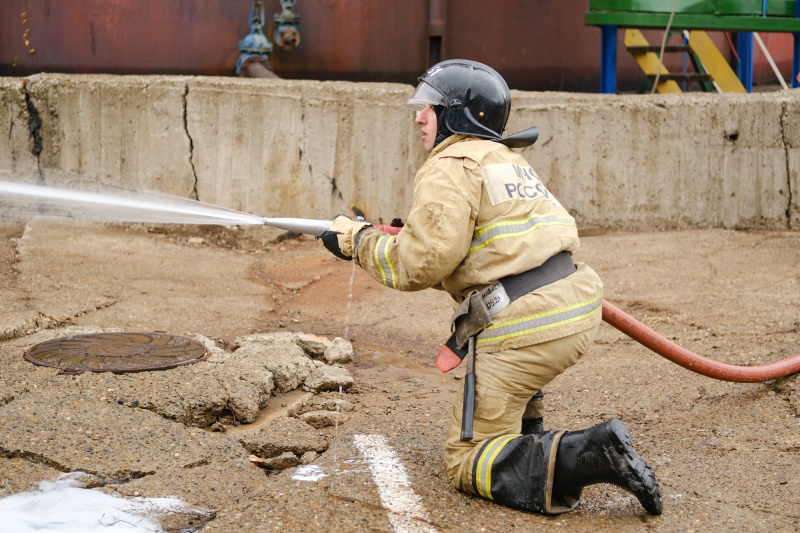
[236,0,277,78]
[273,0,301,51]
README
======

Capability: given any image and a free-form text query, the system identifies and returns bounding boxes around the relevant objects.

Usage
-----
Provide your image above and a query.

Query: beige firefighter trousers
[445,323,601,492]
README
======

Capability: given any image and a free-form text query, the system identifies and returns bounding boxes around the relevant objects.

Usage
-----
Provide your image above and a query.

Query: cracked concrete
[3,75,799,231]
[182,83,200,201]
[0,385,268,508]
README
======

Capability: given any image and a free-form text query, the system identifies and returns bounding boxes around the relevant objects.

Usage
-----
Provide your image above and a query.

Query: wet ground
[2,219,800,532]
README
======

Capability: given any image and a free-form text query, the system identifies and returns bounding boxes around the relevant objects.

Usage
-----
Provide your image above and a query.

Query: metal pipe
[602,300,800,383]
[735,32,754,92]
[428,0,446,65]
[600,25,618,94]
[240,58,280,78]
[793,0,800,88]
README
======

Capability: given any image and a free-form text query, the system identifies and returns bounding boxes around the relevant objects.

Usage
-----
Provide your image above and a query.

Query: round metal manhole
[24,332,208,374]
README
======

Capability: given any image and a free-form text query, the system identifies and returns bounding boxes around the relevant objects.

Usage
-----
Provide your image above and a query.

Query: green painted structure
[585,0,800,92]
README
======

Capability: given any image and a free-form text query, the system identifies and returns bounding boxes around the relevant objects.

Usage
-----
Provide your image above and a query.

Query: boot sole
[605,419,663,515]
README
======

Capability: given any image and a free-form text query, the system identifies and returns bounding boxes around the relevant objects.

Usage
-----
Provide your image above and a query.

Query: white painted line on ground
[353,434,438,533]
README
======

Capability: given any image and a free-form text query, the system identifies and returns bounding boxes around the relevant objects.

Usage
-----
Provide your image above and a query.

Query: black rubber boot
[521,390,545,436]
[552,419,663,515]
[521,417,544,436]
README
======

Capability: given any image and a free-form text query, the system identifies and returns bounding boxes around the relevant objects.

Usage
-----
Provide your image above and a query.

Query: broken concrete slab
[304,365,354,392]
[234,340,316,393]
[298,410,346,429]
[295,391,356,414]
[299,451,318,465]
[81,365,231,428]
[323,337,353,364]
[235,331,302,348]
[249,451,300,471]
[3,325,358,431]
[236,416,328,460]
[236,332,355,366]
[294,333,333,359]
[203,355,275,425]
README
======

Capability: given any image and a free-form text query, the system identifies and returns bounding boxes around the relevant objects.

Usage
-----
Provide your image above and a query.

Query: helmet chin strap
[433,105,452,148]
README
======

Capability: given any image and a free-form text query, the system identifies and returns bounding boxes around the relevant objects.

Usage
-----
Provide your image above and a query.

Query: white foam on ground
[291,464,329,482]
[354,434,438,533]
[0,472,205,532]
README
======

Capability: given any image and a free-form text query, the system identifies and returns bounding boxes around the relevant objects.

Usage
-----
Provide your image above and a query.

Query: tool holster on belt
[451,290,493,349]
[436,251,577,373]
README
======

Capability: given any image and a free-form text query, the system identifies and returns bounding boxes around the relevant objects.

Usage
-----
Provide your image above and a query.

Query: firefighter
[317,59,662,515]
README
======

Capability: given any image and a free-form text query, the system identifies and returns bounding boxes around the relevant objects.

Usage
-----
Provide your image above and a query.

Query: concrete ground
[1,219,800,532]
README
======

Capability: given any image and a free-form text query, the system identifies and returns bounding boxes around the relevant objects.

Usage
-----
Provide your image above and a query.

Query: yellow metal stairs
[624,29,746,93]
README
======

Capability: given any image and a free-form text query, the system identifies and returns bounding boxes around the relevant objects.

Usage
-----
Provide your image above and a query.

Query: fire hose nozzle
[261,216,402,236]
[262,217,333,235]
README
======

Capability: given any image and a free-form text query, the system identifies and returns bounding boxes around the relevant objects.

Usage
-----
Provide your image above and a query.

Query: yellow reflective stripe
[373,235,398,289]
[470,213,575,252]
[476,436,508,498]
[477,295,603,345]
[383,239,397,289]
[475,434,520,499]
[472,212,564,241]
[374,236,388,286]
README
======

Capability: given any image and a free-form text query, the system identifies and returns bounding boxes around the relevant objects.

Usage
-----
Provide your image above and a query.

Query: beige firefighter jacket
[352,134,603,353]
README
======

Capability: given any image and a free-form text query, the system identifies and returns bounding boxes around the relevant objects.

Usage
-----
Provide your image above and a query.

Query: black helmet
[406,59,538,149]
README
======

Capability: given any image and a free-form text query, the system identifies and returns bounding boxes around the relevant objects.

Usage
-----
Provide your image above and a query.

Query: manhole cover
[24,332,208,374]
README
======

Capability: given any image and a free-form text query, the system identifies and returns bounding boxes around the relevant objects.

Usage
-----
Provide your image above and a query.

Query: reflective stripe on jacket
[353,135,603,352]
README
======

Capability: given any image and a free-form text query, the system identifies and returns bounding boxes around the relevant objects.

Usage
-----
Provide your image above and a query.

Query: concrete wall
[1,74,798,231]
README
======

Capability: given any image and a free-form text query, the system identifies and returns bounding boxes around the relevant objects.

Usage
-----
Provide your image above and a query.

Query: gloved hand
[316,215,371,260]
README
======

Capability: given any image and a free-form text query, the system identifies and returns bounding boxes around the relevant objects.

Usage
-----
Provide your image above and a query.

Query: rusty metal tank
[1,0,794,91]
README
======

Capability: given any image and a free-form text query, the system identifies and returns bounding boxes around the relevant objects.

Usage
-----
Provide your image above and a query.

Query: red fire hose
[602,299,800,383]
[373,225,800,382]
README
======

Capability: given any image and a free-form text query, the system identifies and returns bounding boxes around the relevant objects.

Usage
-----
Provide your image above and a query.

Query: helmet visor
[404,81,446,112]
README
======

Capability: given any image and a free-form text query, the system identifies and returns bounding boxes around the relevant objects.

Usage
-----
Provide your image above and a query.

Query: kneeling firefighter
[317,59,662,515]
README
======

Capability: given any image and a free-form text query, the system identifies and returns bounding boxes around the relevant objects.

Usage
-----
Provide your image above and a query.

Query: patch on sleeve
[482,163,562,207]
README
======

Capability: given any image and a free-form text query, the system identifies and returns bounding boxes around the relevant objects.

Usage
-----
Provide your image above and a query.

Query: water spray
[0,181,266,226]
[0,181,401,235]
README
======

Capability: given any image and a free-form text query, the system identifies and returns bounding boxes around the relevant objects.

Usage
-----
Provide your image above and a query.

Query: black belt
[436,251,576,370]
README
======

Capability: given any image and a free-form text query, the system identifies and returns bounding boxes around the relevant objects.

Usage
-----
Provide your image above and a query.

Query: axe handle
[460,336,476,441]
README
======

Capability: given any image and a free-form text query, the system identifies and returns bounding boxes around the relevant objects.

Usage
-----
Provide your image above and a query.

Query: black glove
[316,215,353,261]
[317,230,350,260]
